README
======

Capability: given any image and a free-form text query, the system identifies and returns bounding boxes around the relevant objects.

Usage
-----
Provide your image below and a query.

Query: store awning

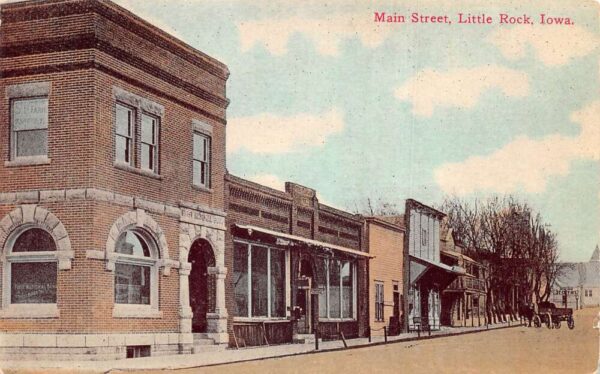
[409,255,465,285]
[234,224,374,258]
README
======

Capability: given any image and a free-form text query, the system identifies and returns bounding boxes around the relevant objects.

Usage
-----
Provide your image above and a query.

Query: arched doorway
[188,239,215,333]
[297,257,315,334]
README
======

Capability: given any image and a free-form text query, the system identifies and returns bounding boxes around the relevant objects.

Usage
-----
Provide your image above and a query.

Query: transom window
[193,132,211,188]
[7,228,57,305]
[11,98,48,159]
[233,241,287,318]
[318,258,355,320]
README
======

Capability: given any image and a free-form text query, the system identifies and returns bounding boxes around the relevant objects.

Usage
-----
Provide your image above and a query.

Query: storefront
[402,200,464,331]
[225,175,370,347]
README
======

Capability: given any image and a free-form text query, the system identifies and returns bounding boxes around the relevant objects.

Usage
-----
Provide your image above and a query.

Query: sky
[18,0,600,261]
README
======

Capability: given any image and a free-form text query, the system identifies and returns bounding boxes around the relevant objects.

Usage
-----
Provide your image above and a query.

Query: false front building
[0,0,229,359]
[403,200,465,331]
[225,175,371,346]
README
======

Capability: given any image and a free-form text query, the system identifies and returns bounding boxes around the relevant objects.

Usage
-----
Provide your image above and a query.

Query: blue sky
[112,0,599,262]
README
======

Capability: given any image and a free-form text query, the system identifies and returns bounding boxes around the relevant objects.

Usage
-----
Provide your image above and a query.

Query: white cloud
[228,108,344,154]
[435,100,600,195]
[246,174,286,191]
[238,13,391,56]
[487,25,598,67]
[395,65,529,117]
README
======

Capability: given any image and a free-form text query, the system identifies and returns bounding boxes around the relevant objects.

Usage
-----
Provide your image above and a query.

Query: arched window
[113,229,161,317]
[9,228,58,305]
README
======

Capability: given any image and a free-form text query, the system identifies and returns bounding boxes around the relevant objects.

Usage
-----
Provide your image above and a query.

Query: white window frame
[233,240,289,321]
[320,258,356,321]
[5,82,52,167]
[115,103,135,166]
[193,132,211,189]
[112,228,161,318]
[140,112,159,173]
[113,87,163,177]
[1,226,59,318]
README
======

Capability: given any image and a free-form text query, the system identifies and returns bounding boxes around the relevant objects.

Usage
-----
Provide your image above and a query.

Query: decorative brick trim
[0,205,74,270]
[0,188,225,220]
[192,119,213,135]
[105,209,171,274]
[5,81,51,98]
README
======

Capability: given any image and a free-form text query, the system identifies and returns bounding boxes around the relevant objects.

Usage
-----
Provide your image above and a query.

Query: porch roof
[234,224,374,259]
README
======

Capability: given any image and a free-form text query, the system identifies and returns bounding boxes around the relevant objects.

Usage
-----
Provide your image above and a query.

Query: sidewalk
[0,321,522,372]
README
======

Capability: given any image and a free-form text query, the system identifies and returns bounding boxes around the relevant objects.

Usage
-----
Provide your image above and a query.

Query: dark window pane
[12,98,48,131]
[11,262,57,303]
[251,245,268,317]
[13,228,56,252]
[16,129,47,157]
[342,261,353,318]
[114,263,151,304]
[329,260,340,318]
[270,249,286,317]
[233,242,248,317]
[317,258,328,318]
[115,231,151,257]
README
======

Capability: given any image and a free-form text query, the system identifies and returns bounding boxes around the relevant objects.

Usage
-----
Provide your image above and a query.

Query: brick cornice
[0,34,229,110]
[0,0,229,79]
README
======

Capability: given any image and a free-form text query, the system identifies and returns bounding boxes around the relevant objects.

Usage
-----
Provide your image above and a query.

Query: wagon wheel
[553,320,561,329]
[545,313,552,329]
[533,315,541,328]
[567,316,575,330]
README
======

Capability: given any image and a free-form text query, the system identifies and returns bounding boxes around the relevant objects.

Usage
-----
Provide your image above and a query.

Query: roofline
[365,216,406,232]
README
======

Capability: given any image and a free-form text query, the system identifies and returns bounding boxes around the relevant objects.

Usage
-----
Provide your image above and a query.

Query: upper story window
[115,104,134,165]
[193,132,211,189]
[141,114,159,173]
[113,87,163,177]
[11,98,48,159]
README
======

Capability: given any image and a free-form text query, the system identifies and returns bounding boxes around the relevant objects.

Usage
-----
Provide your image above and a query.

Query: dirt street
[136,308,600,374]
[5,308,599,374]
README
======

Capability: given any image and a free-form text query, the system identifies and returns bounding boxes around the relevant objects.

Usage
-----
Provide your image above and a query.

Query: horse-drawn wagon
[531,301,575,329]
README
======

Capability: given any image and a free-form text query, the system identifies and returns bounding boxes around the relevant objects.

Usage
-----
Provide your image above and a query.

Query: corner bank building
[0,0,230,359]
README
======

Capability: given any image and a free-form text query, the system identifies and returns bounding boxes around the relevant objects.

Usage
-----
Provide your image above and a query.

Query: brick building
[225,175,371,347]
[0,0,229,359]
[364,216,404,336]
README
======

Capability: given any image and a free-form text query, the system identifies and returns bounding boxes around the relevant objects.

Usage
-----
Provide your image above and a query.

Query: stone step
[193,338,216,345]
[191,344,226,354]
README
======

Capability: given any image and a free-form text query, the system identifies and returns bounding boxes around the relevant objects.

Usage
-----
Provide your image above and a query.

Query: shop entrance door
[188,239,215,333]
[297,258,315,334]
